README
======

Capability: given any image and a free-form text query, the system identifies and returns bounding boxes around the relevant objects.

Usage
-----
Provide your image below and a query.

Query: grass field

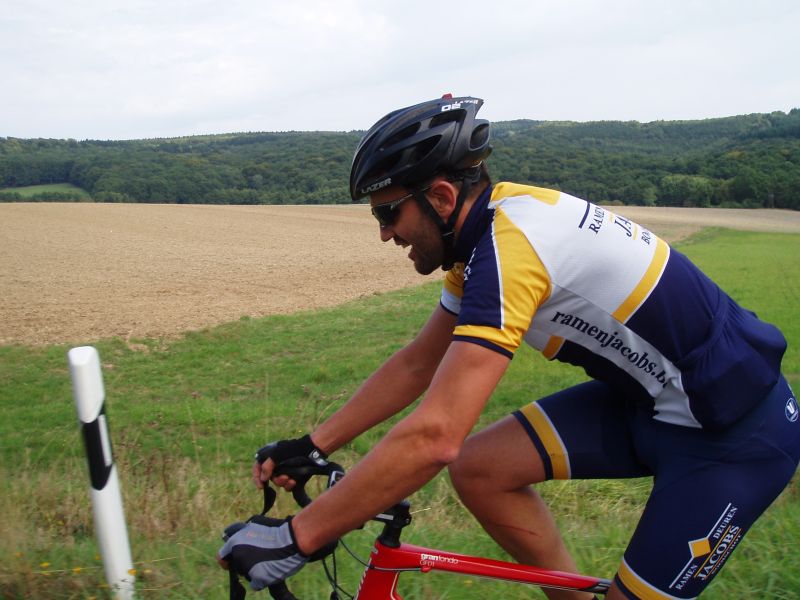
[0,183,92,199]
[0,228,798,598]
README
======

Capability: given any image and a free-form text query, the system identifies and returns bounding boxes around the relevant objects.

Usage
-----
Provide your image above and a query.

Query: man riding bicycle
[219,96,799,598]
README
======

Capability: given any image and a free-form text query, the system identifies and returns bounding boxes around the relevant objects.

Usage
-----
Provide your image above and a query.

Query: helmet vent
[429,112,459,128]
[470,122,490,150]
[407,137,439,172]
[384,123,421,149]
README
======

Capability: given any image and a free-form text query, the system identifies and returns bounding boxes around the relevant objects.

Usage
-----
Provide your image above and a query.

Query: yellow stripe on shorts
[518,402,570,479]
[618,558,684,599]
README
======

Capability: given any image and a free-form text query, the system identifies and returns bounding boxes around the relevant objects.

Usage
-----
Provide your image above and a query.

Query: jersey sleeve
[450,208,552,358]
[440,263,465,315]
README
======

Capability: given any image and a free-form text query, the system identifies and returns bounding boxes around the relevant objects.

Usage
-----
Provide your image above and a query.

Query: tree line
[1,109,799,209]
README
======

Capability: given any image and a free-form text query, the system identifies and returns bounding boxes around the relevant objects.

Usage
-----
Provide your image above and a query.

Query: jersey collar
[452,184,494,265]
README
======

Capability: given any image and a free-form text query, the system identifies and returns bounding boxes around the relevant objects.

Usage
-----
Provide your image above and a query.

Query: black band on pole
[81,405,114,490]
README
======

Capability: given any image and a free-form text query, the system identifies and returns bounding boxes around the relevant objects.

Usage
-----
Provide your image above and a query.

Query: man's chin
[409,245,442,275]
[413,258,441,276]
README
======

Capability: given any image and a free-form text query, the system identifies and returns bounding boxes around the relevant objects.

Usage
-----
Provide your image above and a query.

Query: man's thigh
[453,414,552,488]
[513,380,651,480]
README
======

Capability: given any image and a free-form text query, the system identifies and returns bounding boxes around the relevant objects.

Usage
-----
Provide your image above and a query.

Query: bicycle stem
[373,500,412,548]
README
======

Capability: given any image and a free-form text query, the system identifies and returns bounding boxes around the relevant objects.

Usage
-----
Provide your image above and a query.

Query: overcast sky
[2,0,798,140]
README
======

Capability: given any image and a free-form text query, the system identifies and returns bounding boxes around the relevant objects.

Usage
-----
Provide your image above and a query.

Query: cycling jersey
[440,182,787,430]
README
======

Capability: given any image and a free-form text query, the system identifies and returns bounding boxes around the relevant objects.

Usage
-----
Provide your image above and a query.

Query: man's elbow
[411,420,463,467]
[431,440,462,467]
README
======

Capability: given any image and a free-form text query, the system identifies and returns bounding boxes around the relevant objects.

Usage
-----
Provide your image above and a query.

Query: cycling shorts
[513,376,799,598]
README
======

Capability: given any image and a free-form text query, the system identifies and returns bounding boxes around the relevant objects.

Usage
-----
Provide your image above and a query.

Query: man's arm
[255,304,457,487]
[311,304,457,453]
[290,340,511,554]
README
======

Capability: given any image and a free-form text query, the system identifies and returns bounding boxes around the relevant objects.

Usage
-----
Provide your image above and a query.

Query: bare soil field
[2,203,799,346]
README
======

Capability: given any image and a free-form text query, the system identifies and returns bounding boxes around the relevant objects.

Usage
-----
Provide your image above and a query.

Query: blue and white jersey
[441,183,786,430]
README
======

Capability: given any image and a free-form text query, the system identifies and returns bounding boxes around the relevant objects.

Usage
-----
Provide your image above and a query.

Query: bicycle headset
[349,94,493,270]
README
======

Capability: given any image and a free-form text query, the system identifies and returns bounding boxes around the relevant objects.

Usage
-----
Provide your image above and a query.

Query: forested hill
[2,108,799,209]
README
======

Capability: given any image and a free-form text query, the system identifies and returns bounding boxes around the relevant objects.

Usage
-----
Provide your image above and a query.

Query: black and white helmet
[350,95,492,200]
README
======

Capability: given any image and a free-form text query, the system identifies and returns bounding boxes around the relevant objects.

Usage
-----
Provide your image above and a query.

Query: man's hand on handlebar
[219,458,344,597]
[218,515,308,592]
[252,434,327,490]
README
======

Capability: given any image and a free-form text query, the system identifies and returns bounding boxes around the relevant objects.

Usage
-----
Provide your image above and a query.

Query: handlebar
[222,460,345,543]
[264,460,345,513]
[266,461,412,538]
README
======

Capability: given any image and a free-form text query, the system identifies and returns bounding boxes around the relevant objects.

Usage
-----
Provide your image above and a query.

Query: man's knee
[448,438,483,494]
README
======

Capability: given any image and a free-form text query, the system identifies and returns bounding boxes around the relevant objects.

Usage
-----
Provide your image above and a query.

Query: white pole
[68,346,135,600]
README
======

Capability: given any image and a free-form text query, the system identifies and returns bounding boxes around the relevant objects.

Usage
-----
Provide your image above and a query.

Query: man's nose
[379,225,394,243]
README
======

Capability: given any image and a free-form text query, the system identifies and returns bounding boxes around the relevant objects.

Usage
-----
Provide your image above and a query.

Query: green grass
[1,182,92,199]
[0,229,798,598]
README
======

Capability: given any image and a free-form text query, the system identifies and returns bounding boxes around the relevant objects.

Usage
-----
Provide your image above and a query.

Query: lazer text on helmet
[441,99,479,112]
[363,177,392,194]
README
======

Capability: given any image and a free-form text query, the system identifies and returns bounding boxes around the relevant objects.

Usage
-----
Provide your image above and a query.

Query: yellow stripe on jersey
[453,208,551,354]
[518,403,570,479]
[443,263,465,299]
[617,558,680,599]
[492,182,561,206]
[542,336,564,359]
[612,236,669,324]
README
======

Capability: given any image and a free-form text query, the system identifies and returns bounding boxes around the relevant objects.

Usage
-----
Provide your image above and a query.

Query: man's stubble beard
[411,221,445,276]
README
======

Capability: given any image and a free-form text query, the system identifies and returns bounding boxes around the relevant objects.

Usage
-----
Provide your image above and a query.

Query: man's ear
[427,180,458,219]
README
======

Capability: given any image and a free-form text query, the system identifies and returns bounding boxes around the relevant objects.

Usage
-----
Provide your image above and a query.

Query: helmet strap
[412,168,478,271]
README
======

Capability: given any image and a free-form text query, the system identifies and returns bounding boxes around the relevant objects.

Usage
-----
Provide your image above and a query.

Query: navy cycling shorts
[513,376,799,598]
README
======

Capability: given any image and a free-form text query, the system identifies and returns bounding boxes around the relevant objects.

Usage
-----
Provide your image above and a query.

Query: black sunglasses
[371,185,431,228]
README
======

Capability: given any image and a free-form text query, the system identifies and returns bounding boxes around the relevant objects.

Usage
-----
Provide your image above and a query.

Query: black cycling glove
[255,434,328,468]
[219,515,306,591]
[219,515,338,591]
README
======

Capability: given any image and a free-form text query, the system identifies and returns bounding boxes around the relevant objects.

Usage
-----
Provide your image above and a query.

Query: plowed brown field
[2,203,798,346]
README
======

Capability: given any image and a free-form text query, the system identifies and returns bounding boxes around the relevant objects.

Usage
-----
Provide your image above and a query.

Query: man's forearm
[310,305,456,454]
[310,344,433,454]
[295,402,458,553]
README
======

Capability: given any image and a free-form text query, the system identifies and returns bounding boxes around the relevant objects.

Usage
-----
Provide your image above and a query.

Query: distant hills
[2,109,799,209]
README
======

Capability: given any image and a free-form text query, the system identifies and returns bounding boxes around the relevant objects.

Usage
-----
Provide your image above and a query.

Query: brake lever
[268,580,299,600]
[261,461,345,515]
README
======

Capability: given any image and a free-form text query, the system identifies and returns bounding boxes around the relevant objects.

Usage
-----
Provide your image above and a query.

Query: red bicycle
[224,462,611,599]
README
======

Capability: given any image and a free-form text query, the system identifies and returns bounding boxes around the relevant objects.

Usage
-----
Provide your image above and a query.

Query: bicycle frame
[354,502,611,599]
[356,540,611,598]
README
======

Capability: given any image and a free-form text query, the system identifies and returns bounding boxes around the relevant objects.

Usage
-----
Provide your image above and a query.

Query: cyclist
[218,96,799,599]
